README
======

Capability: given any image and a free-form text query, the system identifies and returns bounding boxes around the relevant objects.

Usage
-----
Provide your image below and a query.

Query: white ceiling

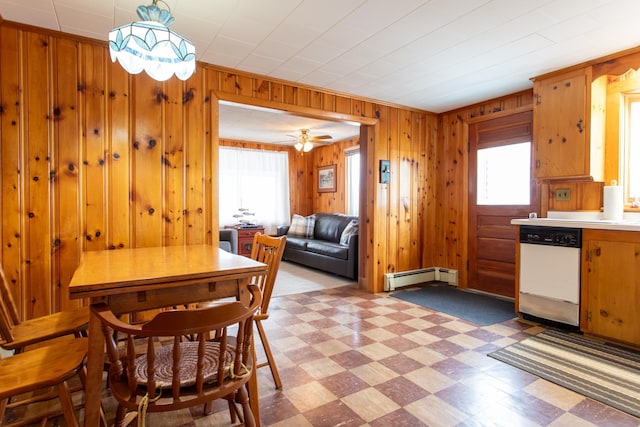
[3,0,640,144]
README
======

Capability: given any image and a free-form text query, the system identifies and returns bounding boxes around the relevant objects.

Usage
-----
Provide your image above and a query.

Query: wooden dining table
[68,244,267,427]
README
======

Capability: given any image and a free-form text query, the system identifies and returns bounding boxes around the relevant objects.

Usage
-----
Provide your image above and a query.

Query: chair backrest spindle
[249,234,286,318]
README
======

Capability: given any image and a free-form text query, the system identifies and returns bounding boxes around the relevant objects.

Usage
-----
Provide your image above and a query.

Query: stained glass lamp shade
[108,1,195,81]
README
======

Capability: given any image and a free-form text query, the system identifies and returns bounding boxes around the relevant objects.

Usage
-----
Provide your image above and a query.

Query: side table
[225,225,265,256]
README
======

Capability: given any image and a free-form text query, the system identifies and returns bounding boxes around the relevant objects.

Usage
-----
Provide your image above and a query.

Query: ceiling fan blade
[310,135,332,141]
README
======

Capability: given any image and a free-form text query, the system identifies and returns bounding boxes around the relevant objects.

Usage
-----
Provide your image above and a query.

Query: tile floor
[10,262,640,426]
[108,279,640,426]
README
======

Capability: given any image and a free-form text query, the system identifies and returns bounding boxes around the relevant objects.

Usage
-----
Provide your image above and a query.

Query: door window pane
[477,142,531,205]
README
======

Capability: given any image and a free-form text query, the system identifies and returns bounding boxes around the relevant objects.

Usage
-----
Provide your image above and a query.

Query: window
[623,95,640,203]
[345,148,360,216]
[218,147,290,233]
[476,142,531,205]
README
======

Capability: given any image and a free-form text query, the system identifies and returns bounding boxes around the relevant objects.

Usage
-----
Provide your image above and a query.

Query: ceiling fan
[288,129,333,153]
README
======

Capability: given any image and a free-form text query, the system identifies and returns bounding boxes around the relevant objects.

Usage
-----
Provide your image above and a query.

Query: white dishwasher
[518,225,582,326]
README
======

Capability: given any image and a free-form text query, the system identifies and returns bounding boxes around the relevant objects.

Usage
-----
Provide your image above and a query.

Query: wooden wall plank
[0,26,24,316]
[254,80,270,101]
[398,109,413,272]
[24,31,52,317]
[184,76,208,245]
[309,91,323,110]
[107,58,131,250]
[79,43,107,252]
[237,75,252,98]
[131,75,163,247]
[52,37,81,310]
[220,72,237,94]
[413,112,427,267]
[373,104,389,289]
[283,85,297,106]
[162,80,185,246]
[387,109,400,273]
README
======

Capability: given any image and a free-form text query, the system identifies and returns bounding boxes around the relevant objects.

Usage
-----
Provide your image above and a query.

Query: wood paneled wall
[0,22,435,318]
[312,137,359,215]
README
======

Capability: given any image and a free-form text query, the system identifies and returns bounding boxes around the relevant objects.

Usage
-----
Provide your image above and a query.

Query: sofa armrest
[277,225,289,236]
[219,229,238,254]
[347,233,359,252]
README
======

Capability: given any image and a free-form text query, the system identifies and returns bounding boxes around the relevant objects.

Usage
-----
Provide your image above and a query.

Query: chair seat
[133,341,239,388]
[0,338,87,398]
[1,306,89,351]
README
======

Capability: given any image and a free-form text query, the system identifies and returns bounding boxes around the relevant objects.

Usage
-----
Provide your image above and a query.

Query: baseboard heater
[384,267,458,291]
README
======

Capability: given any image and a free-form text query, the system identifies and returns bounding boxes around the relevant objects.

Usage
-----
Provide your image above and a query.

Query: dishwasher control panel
[519,226,582,248]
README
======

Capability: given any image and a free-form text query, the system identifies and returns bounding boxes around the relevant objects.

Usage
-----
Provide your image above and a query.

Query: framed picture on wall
[317,164,337,193]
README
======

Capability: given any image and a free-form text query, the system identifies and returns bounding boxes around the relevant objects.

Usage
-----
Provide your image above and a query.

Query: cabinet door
[583,238,640,345]
[534,69,590,179]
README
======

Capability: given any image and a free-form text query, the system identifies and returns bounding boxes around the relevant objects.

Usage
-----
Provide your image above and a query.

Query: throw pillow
[288,214,316,238]
[340,220,358,245]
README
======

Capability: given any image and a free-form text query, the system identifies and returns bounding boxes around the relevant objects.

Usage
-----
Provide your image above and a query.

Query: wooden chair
[248,233,286,389]
[0,338,88,427]
[0,267,89,354]
[95,284,262,427]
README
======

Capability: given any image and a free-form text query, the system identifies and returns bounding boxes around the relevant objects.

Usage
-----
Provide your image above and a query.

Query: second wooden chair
[0,267,88,354]
[0,338,89,427]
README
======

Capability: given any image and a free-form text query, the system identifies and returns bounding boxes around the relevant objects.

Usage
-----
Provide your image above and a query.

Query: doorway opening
[214,97,375,287]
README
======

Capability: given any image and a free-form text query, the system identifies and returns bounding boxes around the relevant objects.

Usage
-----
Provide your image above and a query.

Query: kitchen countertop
[511,211,640,231]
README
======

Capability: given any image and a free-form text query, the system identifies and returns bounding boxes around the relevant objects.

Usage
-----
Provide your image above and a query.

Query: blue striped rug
[489,329,640,418]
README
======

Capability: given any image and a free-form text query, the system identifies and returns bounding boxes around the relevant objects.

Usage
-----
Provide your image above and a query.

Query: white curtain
[346,149,360,216]
[219,147,290,234]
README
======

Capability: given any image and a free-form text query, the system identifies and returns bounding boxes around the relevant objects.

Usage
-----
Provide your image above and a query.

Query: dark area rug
[489,329,640,418]
[391,284,515,325]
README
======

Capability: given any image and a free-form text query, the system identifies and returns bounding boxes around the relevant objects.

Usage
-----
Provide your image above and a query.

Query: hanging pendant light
[108,0,196,81]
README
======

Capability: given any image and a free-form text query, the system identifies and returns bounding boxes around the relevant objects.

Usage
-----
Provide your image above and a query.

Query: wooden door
[469,111,539,297]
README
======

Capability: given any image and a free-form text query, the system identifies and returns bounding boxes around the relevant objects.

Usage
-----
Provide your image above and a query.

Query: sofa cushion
[340,220,358,245]
[306,241,349,260]
[288,214,316,238]
[285,236,309,251]
[314,213,354,243]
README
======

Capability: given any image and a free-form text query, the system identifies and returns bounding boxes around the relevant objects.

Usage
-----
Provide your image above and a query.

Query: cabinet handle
[600,309,608,318]
[576,118,584,133]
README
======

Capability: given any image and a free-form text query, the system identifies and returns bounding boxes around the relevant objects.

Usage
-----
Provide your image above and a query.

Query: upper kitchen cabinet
[533,67,605,181]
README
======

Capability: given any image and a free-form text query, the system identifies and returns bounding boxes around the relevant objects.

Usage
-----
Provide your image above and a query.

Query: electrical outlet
[556,188,571,201]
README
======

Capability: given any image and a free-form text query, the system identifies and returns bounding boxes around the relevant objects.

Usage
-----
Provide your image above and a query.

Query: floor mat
[391,284,515,325]
[489,329,640,418]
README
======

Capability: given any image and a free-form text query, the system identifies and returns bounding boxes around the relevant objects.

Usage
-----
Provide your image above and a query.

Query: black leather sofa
[277,213,358,280]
